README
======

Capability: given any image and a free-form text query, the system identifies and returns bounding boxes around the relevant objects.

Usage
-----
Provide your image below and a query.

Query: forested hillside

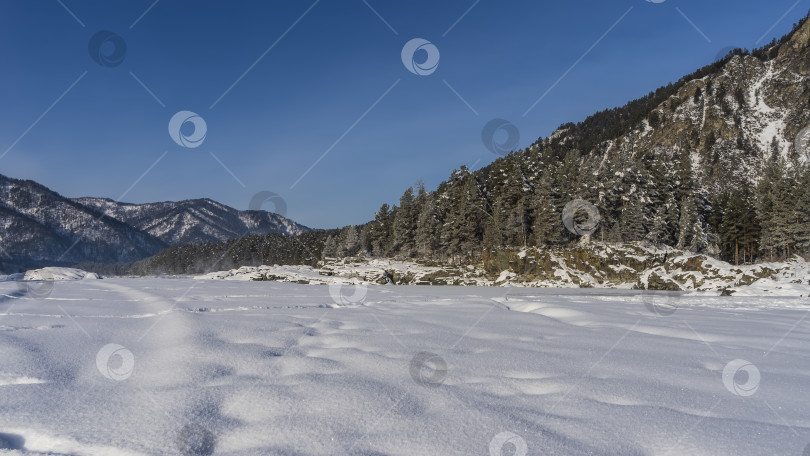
[82,12,810,276]
[77,230,334,276]
[324,12,810,267]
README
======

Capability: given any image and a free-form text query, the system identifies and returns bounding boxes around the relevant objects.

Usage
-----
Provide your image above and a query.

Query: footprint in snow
[0,433,25,450]
[176,423,216,456]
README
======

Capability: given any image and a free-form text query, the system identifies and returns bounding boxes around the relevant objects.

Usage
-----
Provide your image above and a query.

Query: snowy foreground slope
[1,278,809,455]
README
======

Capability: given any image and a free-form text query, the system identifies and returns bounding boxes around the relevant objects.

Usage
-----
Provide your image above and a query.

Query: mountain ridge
[0,173,309,273]
[531,11,810,162]
[0,173,167,272]
[74,196,308,246]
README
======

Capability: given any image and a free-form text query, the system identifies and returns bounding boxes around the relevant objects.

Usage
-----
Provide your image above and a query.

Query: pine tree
[672,149,707,251]
[392,187,416,256]
[367,204,392,257]
[619,195,646,242]
[459,174,486,255]
[321,235,338,258]
[340,225,361,257]
[677,191,699,250]
[757,157,794,259]
[718,188,760,264]
[440,169,485,262]
[505,201,527,247]
[415,198,440,257]
[484,197,505,249]
[531,187,558,247]
[792,164,810,254]
[643,151,677,246]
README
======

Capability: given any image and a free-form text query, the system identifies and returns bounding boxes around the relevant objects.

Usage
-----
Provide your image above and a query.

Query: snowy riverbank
[194,244,810,297]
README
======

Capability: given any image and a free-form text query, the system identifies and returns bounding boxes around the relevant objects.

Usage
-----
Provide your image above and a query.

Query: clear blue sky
[0,0,806,229]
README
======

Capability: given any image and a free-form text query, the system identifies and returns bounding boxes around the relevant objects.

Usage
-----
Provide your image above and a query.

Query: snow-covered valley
[1,278,808,455]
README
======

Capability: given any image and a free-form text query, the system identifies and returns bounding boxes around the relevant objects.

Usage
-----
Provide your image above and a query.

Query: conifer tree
[619,195,646,242]
[368,204,392,257]
[718,188,759,264]
[505,201,528,247]
[340,225,361,257]
[392,187,416,256]
[531,180,558,246]
[322,235,338,258]
[485,197,506,249]
[415,198,440,257]
[756,157,795,259]
[791,165,810,254]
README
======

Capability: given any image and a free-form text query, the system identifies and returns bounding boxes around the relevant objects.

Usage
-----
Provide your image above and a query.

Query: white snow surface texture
[0,278,808,455]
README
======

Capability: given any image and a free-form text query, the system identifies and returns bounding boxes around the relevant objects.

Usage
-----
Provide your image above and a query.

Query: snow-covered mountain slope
[75,197,308,246]
[535,15,810,193]
[0,174,310,273]
[0,174,167,271]
[0,279,806,454]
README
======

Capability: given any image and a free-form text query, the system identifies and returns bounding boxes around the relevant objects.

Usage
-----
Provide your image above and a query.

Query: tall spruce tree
[368,203,392,257]
[718,188,760,264]
[757,156,795,259]
[791,164,810,254]
[415,198,440,256]
[392,187,416,256]
[485,197,506,250]
[530,178,558,246]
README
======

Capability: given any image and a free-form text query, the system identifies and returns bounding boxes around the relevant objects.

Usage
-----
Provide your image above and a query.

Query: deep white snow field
[1,278,808,455]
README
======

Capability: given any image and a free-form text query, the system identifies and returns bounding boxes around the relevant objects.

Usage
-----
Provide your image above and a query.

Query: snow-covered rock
[194,244,810,297]
[22,267,101,281]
